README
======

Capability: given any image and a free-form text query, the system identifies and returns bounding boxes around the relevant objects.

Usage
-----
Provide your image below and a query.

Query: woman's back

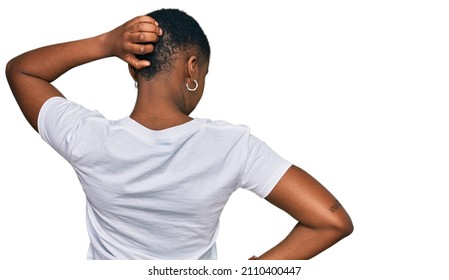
[39,97,290,259]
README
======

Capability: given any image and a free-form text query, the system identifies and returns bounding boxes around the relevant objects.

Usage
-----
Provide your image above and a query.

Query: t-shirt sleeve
[240,135,292,198]
[37,97,102,161]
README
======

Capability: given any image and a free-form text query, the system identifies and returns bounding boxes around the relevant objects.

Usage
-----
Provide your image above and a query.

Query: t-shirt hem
[37,96,66,138]
[259,161,292,198]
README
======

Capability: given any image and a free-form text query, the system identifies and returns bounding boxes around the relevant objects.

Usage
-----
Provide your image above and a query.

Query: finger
[131,15,158,25]
[129,22,160,33]
[134,59,151,70]
[127,32,160,45]
[126,15,158,28]
[124,53,150,70]
[127,17,162,34]
[125,42,155,55]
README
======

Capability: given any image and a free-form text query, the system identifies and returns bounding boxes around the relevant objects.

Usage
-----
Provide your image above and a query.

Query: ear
[186,55,198,80]
[128,64,138,82]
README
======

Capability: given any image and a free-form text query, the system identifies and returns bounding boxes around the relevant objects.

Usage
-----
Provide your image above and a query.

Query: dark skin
[6,15,353,259]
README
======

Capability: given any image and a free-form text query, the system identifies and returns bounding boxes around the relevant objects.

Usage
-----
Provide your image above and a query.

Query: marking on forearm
[329,200,342,213]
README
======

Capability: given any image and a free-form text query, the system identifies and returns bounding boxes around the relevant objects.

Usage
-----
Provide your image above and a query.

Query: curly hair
[136,8,211,80]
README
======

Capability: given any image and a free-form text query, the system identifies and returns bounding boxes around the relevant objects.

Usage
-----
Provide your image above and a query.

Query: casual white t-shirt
[38,97,291,260]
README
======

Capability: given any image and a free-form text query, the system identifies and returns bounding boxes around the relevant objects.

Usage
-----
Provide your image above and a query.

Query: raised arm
[257,165,353,259]
[5,15,162,132]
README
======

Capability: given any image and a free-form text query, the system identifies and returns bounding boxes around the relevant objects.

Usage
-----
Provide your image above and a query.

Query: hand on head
[106,15,163,69]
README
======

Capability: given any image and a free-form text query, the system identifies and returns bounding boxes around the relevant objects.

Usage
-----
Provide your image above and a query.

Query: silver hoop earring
[134,81,138,89]
[185,79,198,92]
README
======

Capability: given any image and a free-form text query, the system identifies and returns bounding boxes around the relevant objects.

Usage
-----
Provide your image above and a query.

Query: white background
[1,0,448,279]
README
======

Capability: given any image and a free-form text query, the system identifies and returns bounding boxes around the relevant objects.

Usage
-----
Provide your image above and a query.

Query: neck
[130,77,192,131]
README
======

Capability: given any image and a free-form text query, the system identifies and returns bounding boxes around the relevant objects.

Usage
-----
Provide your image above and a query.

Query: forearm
[7,34,111,83]
[257,223,350,260]
[7,14,161,84]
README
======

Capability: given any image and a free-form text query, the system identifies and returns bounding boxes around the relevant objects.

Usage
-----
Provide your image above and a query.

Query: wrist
[97,32,115,58]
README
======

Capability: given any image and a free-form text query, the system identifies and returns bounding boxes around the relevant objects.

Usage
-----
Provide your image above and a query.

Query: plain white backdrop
[1,0,448,279]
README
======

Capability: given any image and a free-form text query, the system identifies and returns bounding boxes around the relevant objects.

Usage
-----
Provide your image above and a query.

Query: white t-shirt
[38,97,291,260]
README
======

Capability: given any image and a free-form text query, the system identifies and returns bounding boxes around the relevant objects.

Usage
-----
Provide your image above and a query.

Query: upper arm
[265,165,353,233]
[6,58,64,132]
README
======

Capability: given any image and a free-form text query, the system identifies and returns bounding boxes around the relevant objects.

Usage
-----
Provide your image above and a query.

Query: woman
[6,8,352,260]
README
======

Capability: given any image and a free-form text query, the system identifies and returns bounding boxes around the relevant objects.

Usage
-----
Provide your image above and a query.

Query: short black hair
[136,9,210,80]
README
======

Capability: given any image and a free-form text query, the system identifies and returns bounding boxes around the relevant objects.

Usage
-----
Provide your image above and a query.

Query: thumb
[124,54,150,70]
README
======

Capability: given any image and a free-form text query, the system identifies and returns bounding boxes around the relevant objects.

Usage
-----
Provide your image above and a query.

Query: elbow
[339,216,354,238]
[5,57,19,84]
[311,211,353,243]
[5,55,27,83]
[5,57,26,96]
[304,213,354,244]
[5,59,13,81]
[330,214,354,240]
